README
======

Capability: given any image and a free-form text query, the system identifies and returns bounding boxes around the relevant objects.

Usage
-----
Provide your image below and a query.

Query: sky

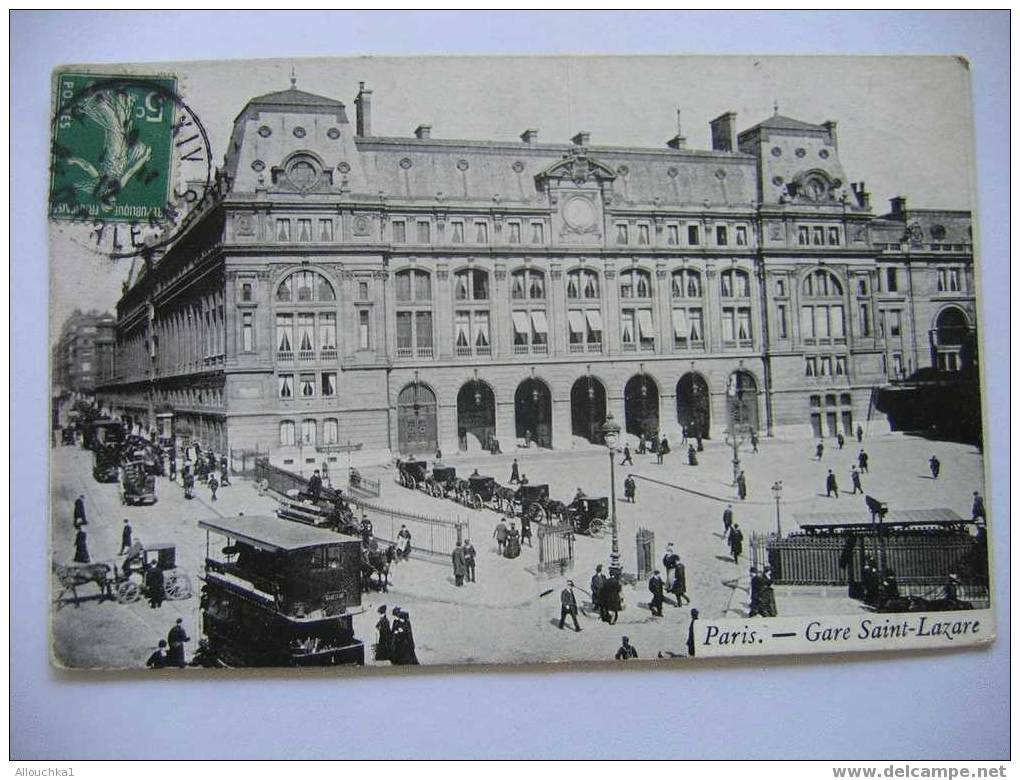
[48,54,976,340]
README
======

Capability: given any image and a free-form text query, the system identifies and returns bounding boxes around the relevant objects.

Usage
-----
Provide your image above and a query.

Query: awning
[638,309,655,338]
[672,309,687,338]
[512,311,530,335]
[585,310,603,333]
[567,310,585,335]
[531,310,549,334]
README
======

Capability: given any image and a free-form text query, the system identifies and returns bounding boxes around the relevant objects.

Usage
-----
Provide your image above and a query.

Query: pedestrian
[590,564,608,622]
[519,473,529,485]
[504,523,521,559]
[374,605,392,661]
[722,504,734,534]
[760,567,778,617]
[168,454,177,482]
[815,441,824,460]
[624,474,636,503]
[391,608,420,665]
[434,448,443,462]
[119,519,133,555]
[750,431,759,453]
[519,512,533,547]
[146,640,168,669]
[452,541,467,586]
[523,428,532,449]
[493,518,509,555]
[360,514,373,547]
[696,435,704,452]
[510,458,520,484]
[397,525,412,561]
[837,432,845,450]
[146,562,165,609]
[662,543,679,585]
[671,559,691,606]
[858,449,869,473]
[307,469,323,501]
[728,523,744,564]
[688,444,699,466]
[856,424,864,443]
[558,581,582,632]
[648,570,665,617]
[167,617,190,668]
[657,436,670,464]
[183,468,195,499]
[73,528,90,563]
[615,636,638,660]
[463,539,476,582]
[748,566,763,617]
[929,455,941,479]
[971,491,986,522]
[944,573,960,603]
[73,494,87,528]
[620,445,633,466]
[737,470,748,501]
[826,469,839,498]
[208,472,219,501]
[686,608,700,658]
[680,424,689,447]
[219,456,230,486]
[602,573,622,624]
[850,467,863,494]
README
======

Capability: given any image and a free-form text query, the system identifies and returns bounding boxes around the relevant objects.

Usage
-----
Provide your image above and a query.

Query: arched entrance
[624,374,660,438]
[676,373,711,439]
[570,376,607,444]
[515,378,552,448]
[457,380,496,451]
[726,370,759,434]
[932,306,971,372]
[397,383,438,455]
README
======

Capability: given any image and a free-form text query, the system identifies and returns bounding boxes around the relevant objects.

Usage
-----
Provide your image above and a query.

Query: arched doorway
[726,370,759,434]
[676,373,711,439]
[457,380,496,451]
[932,306,971,372]
[624,374,659,438]
[515,378,552,448]
[396,382,438,455]
[570,376,607,444]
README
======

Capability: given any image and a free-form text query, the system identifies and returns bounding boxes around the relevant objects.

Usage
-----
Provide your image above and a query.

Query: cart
[428,465,458,498]
[514,483,568,524]
[114,542,193,604]
[396,459,429,490]
[120,460,157,505]
[463,474,499,511]
[563,496,608,537]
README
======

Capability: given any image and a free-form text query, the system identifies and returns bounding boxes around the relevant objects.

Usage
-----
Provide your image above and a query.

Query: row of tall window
[280,418,340,447]
[392,219,546,245]
[616,222,749,247]
[278,371,338,399]
[797,225,842,246]
[805,355,849,377]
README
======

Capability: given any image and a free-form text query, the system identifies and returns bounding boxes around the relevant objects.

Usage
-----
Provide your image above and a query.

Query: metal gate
[636,527,656,580]
[537,523,575,576]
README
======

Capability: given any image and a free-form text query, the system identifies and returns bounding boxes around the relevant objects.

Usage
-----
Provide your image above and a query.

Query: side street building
[96,81,977,467]
[53,309,117,395]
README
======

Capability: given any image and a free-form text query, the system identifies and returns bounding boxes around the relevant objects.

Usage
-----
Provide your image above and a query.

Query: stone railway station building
[96,81,977,468]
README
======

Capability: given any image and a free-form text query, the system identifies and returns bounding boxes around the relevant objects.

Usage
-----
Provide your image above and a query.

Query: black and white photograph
[46,52,994,673]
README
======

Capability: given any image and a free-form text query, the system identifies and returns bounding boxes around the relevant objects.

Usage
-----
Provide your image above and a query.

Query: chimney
[710,112,737,152]
[571,130,590,147]
[822,120,838,148]
[520,129,538,144]
[354,81,372,137]
[851,182,871,210]
[414,124,431,140]
[890,196,907,217]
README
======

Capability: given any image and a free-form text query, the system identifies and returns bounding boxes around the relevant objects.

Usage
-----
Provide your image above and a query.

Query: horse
[360,546,392,593]
[494,484,518,516]
[52,561,113,607]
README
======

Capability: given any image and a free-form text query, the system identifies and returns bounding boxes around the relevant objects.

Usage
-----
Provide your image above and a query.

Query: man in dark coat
[519,513,533,547]
[971,491,986,522]
[728,523,744,564]
[509,458,520,484]
[836,432,845,450]
[687,608,700,658]
[826,469,839,498]
[119,519,133,555]
[760,567,778,617]
[750,431,759,453]
[657,436,669,464]
[662,543,679,585]
[307,469,323,500]
[856,424,864,443]
[722,504,734,534]
[452,541,468,586]
[391,609,419,665]
[850,467,864,495]
[601,574,622,624]
[623,475,636,503]
[648,570,665,617]
[558,581,582,632]
[146,640,168,669]
[168,454,177,482]
[73,495,87,528]
[672,560,690,606]
[615,636,638,660]
[167,618,190,668]
[463,539,476,583]
[146,563,165,609]
[737,470,748,501]
[493,518,509,555]
[688,444,698,466]
[815,441,825,460]
[929,455,941,479]
[590,564,608,622]
[374,605,392,662]
[748,566,764,617]
[620,445,633,466]
[858,449,869,473]
[73,529,90,563]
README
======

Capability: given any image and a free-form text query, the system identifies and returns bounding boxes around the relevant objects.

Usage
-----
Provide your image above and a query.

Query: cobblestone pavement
[50,430,987,669]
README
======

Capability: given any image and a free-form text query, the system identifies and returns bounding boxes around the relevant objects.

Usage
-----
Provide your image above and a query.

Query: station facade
[97,82,977,467]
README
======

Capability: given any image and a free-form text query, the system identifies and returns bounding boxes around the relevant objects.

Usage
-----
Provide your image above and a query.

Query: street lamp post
[727,377,745,488]
[601,413,622,579]
[771,480,784,537]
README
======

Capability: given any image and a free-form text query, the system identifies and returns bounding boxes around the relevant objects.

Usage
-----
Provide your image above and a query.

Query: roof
[199,514,347,552]
[740,114,826,136]
[248,87,346,110]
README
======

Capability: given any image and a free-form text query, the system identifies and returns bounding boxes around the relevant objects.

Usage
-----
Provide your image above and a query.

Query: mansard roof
[237,87,349,121]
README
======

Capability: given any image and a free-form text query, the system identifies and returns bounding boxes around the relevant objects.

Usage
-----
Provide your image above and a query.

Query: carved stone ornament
[561,194,600,235]
[235,214,255,236]
[352,215,372,236]
[436,268,449,280]
[769,222,784,240]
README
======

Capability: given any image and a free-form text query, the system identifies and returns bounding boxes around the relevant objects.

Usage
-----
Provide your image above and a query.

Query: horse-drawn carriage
[92,444,121,483]
[427,465,458,498]
[460,474,502,511]
[114,542,193,603]
[513,483,569,524]
[120,460,157,505]
[563,496,608,537]
[396,459,429,490]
